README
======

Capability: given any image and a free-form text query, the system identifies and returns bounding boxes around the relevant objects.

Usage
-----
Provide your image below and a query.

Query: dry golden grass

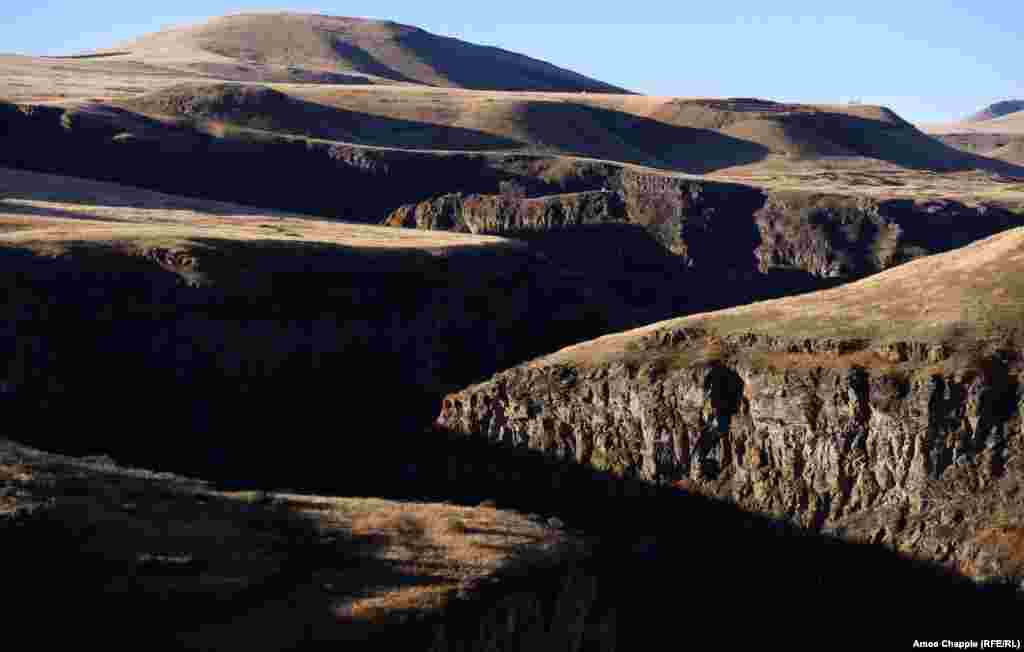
[539,226,1024,370]
[274,495,568,623]
[0,463,33,483]
[991,140,1024,165]
[1,438,583,648]
[112,12,624,92]
[922,111,1024,136]
[707,162,1024,206]
[6,23,1022,195]
[972,526,1024,576]
[9,21,1015,187]
[0,167,520,255]
[0,53,212,105]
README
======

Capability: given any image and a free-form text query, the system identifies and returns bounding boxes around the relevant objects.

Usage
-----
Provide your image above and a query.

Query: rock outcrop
[383,190,627,233]
[438,228,1024,580]
[387,168,1024,284]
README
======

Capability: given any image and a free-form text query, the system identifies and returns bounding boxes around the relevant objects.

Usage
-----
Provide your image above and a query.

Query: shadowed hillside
[0,100,626,221]
[115,12,629,93]
[106,82,1024,177]
[117,83,526,150]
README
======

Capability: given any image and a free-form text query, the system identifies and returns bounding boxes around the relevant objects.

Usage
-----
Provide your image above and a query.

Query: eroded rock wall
[388,170,1024,284]
[437,332,1024,577]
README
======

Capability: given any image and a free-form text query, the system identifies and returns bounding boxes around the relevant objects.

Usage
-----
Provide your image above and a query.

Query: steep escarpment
[384,190,627,233]
[388,168,1024,282]
[0,166,692,481]
[751,190,1023,277]
[438,228,1024,580]
[0,237,643,472]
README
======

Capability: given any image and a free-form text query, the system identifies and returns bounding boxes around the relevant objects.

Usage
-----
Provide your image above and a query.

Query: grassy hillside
[992,140,1024,165]
[539,226,1024,371]
[922,110,1024,136]
[0,99,625,222]
[115,12,629,93]
[108,82,1024,177]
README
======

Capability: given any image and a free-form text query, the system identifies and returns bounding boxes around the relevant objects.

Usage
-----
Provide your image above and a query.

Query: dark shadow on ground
[326,38,424,85]
[5,411,1022,650]
[393,28,628,93]
[0,101,621,222]
[508,101,772,173]
[789,111,1024,176]
[117,84,526,150]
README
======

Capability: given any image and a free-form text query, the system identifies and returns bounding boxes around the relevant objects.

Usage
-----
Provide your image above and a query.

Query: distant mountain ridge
[966,99,1024,122]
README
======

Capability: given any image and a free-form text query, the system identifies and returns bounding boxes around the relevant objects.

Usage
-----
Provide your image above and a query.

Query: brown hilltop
[115,12,629,93]
[2,11,1020,179]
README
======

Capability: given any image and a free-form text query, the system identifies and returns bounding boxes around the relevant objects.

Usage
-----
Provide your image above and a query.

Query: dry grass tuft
[973,526,1024,575]
[0,463,33,483]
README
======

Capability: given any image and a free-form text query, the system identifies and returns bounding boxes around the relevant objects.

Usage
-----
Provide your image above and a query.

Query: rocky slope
[438,227,1024,581]
[387,168,1024,282]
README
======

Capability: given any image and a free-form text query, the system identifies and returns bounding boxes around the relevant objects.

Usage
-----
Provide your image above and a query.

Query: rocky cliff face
[387,169,1024,284]
[437,229,1024,581]
[383,190,626,233]
[752,191,1023,278]
[437,332,1024,579]
[0,235,679,476]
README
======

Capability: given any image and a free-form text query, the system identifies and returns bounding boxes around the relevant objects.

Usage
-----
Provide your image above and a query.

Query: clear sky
[2,1,1021,123]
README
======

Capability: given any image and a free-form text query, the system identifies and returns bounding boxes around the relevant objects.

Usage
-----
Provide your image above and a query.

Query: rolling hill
[967,100,1024,123]
[4,12,1024,644]
[1,12,1019,179]
[922,106,1024,137]
[107,81,1024,176]
[112,12,629,93]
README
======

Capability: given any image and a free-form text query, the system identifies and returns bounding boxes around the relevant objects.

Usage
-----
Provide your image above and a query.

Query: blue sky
[2,1,1021,123]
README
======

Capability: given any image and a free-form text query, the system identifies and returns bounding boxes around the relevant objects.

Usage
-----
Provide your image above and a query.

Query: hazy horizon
[2,1,1022,123]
